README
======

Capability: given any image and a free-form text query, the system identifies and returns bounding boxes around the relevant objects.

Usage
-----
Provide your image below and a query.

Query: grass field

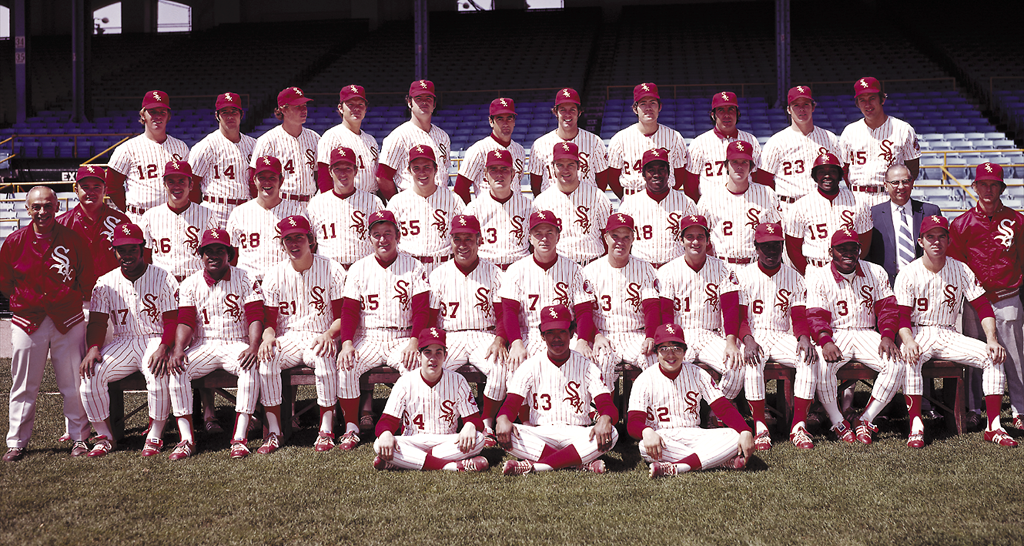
[1,360,1023,546]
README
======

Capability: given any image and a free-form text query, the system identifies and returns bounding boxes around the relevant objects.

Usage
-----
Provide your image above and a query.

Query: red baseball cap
[489,97,516,116]
[811,152,842,179]
[976,162,1004,183]
[278,87,312,107]
[554,88,581,106]
[641,148,670,170]
[552,141,579,163]
[726,140,753,162]
[418,327,447,349]
[787,86,813,104]
[277,215,311,238]
[410,80,436,98]
[653,323,686,346]
[163,159,195,180]
[339,84,366,104]
[142,90,171,110]
[920,215,949,235]
[854,77,882,98]
[253,156,283,177]
[529,210,561,232]
[330,146,357,167]
[606,212,635,232]
[75,165,107,185]
[367,210,398,230]
[634,82,660,102]
[539,304,573,332]
[830,226,860,247]
[197,228,232,255]
[111,222,145,247]
[712,91,738,110]
[486,149,513,169]
[451,214,481,235]
[754,222,784,243]
[215,92,242,112]
[408,144,436,164]
[679,214,710,235]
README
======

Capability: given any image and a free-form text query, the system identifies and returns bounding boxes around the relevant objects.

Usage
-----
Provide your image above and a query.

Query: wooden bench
[836,360,966,434]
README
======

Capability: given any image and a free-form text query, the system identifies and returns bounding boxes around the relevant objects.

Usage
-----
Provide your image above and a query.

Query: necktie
[896,206,915,268]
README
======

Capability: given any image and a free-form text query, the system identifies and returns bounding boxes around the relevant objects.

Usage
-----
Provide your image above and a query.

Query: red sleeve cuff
[721,291,740,337]
[160,310,178,347]
[492,301,507,340]
[462,412,485,432]
[497,393,526,422]
[339,297,361,342]
[410,292,429,335]
[178,306,198,331]
[626,410,649,440]
[244,301,264,327]
[502,298,522,343]
[264,304,280,336]
[642,298,660,339]
[375,413,402,437]
[791,305,810,339]
[593,392,618,424]
[660,297,675,326]
[970,296,996,321]
[573,302,597,342]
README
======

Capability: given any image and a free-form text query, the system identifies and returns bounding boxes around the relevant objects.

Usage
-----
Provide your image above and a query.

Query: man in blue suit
[867,164,941,286]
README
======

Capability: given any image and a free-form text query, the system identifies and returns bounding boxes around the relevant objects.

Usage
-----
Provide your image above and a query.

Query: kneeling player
[628,324,754,478]
[372,328,489,472]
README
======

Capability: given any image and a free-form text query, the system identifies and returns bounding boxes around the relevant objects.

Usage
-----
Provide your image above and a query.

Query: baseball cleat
[754,429,772,451]
[907,432,925,449]
[229,440,250,459]
[832,420,856,443]
[372,455,398,471]
[726,453,747,470]
[983,429,1019,447]
[457,456,489,472]
[168,440,194,461]
[855,418,877,445]
[256,432,281,455]
[1012,415,1024,430]
[359,415,375,431]
[790,427,814,450]
[3,448,25,462]
[313,432,335,452]
[337,431,360,451]
[483,432,498,448]
[579,460,606,474]
[502,459,534,476]
[57,433,72,443]
[87,435,114,458]
[649,461,677,479]
[140,438,164,457]
[70,441,90,457]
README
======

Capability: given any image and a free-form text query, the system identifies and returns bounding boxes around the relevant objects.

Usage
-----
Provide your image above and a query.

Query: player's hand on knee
[641,337,655,356]
[901,339,921,366]
[258,338,276,363]
[338,341,356,371]
[988,341,1006,365]
[495,416,514,449]
[737,430,755,458]
[741,335,763,367]
[821,342,843,363]
[641,428,665,461]
[574,339,594,360]
[507,340,527,370]
[485,337,508,365]
[796,336,815,366]
[237,347,259,370]
[589,415,615,452]
[457,423,477,453]
[168,350,188,376]
[401,339,419,371]
[80,347,102,379]
[149,345,172,377]
[592,334,613,357]
[377,431,396,460]
[310,332,335,358]
[724,340,744,370]
[878,337,901,363]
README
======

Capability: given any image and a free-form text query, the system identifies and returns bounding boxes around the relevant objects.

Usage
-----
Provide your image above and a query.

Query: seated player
[372,328,489,472]
[79,223,178,457]
[895,215,1017,447]
[257,216,346,454]
[495,304,619,475]
[628,323,754,478]
[463,149,536,270]
[139,160,217,283]
[167,229,264,460]
[307,145,384,269]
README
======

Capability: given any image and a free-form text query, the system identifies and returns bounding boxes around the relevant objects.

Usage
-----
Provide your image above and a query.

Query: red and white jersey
[317,124,380,194]
[628,363,724,430]
[189,130,257,201]
[607,124,690,194]
[179,266,262,342]
[687,128,760,196]
[457,135,527,194]
[528,129,609,191]
[582,256,659,333]
[108,134,190,210]
[618,190,698,265]
[894,257,985,328]
[386,187,465,258]
[384,369,479,436]
[56,204,130,278]
[806,260,893,330]
[463,190,536,266]
[262,254,346,334]
[139,203,217,279]
[428,259,502,332]
[91,264,178,338]
[307,189,384,266]
[225,200,308,280]
[698,183,782,260]
[657,255,739,330]
[250,125,321,197]
[507,350,611,426]
[533,184,613,263]
[785,188,872,261]
[498,255,595,333]
[379,121,452,190]
[760,126,842,200]
[736,262,805,332]
[344,253,429,330]
[840,116,921,188]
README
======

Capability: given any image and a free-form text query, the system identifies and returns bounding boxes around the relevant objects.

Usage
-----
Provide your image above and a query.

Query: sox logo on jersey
[250,126,321,198]
[109,134,190,213]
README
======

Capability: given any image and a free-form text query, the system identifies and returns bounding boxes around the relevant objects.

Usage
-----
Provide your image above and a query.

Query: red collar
[421,369,443,388]
[659,365,682,380]
[757,262,781,276]
[489,133,511,147]
[830,261,865,283]
[533,255,558,271]
[203,268,232,286]
[375,254,398,268]
[455,259,479,275]
[547,352,571,367]
[646,188,670,203]
[817,188,840,202]
[713,127,739,140]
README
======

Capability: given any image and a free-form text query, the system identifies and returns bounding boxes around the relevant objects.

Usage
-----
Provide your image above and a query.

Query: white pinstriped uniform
[893,257,1003,396]
[339,253,430,398]
[225,200,308,281]
[259,255,346,408]
[736,263,816,401]
[250,126,321,199]
[189,130,256,226]
[139,203,217,279]
[618,190,698,265]
[785,188,872,264]
[108,134,189,220]
[79,265,179,422]
[699,184,782,263]
[170,266,263,418]
[840,116,921,208]
[373,370,485,470]
[760,126,842,204]
[656,255,744,398]
[429,259,508,400]
[307,189,384,267]
[533,185,613,265]
[379,122,452,190]
[386,187,465,270]
[806,260,904,405]
[628,364,741,468]
[463,190,536,267]
[687,129,760,197]
[528,129,609,192]
[317,124,380,194]
[457,136,527,195]
[504,351,618,463]
[607,124,690,194]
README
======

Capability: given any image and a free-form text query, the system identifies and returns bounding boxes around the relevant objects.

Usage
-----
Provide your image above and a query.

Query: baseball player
[495,304,619,475]
[189,92,257,227]
[840,77,922,209]
[107,90,189,221]
[385,144,465,274]
[336,210,430,450]
[684,91,768,202]
[78,222,178,457]
[250,87,320,205]
[453,97,527,203]
[736,223,817,450]
[533,142,613,266]
[784,152,872,274]
[226,156,308,282]
[139,160,217,282]
[806,227,905,444]
[527,87,611,196]
[628,323,754,478]
[618,148,699,267]
[895,215,1017,447]
[57,166,131,279]
[698,141,782,268]
[376,80,452,198]
[606,83,691,198]
[256,216,346,454]
[307,146,385,269]
[372,328,489,472]
[316,85,379,195]
[463,149,536,269]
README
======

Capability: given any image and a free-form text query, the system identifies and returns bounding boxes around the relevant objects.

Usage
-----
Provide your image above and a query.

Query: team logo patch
[311,286,327,315]
[224,293,243,321]
[563,381,584,414]
[48,245,74,283]
[141,293,160,322]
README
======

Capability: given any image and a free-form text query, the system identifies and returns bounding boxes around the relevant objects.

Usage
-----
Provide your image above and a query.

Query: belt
[851,185,884,194]
[413,255,450,264]
[381,326,413,331]
[282,192,311,203]
[126,204,147,215]
[779,195,798,204]
[203,196,248,206]
[451,326,497,332]
[622,187,641,196]
[175,275,187,283]
[806,257,829,267]
[724,257,753,265]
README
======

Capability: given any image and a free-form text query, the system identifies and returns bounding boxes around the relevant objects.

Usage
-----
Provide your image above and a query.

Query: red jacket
[56,203,129,278]
[948,204,1024,302]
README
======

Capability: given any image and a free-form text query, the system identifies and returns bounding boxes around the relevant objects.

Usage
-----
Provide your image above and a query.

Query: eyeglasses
[885,179,913,187]
[657,345,686,355]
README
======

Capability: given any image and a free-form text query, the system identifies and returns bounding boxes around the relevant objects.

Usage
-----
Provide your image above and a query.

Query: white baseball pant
[743,329,817,401]
[372,432,486,470]
[79,335,170,422]
[259,331,337,408]
[338,328,411,399]
[170,340,260,417]
[816,328,904,406]
[638,426,741,470]
[444,330,509,400]
[506,423,619,464]
[685,328,745,399]
[593,330,656,391]
[906,326,1003,397]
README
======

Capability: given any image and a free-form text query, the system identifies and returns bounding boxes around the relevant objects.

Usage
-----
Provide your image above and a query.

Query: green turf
[1,359,1022,546]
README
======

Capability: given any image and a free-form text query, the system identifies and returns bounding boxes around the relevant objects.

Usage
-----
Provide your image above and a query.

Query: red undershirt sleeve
[874,295,899,341]
[603,168,622,196]
[316,163,333,194]
[375,163,397,183]
[492,301,507,339]
[737,304,752,340]
[574,302,597,343]
[375,414,402,437]
[682,170,700,202]
[791,305,810,339]
[626,410,649,440]
[673,167,688,191]
[160,310,178,347]
[453,175,473,204]
[502,298,523,343]
[710,397,752,433]
[410,292,429,336]
[264,303,280,336]
[642,298,660,338]
[244,300,264,326]
[806,307,834,346]
[462,412,485,432]
[660,297,676,325]
[530,174,542,197]
[339,297,361,342]
[969,296,996,321]
[786,235,807,274]
[497,393,526,422]
[593,392,618,423]
[752,169,775,189]
[898,304,913,331]
[86,313,109,349]
[178,306,198,331]
[721,291,740,337]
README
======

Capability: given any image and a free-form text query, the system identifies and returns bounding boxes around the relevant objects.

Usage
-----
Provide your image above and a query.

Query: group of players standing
[3,75,1021,478]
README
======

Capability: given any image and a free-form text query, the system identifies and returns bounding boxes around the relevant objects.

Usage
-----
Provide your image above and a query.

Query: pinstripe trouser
[259,331,337,408]
[815,328,904,406]
[506,423,619,464]
[905,325,1003,397]
[593,330,657,391]
[338,328,411,399]
[686,329,745,399]
[638,426,741,470]
[444,330,509,400]
[169,340,260,417]
[743,329,817,401]
[79,335,169,422]
[373,432,485,470]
